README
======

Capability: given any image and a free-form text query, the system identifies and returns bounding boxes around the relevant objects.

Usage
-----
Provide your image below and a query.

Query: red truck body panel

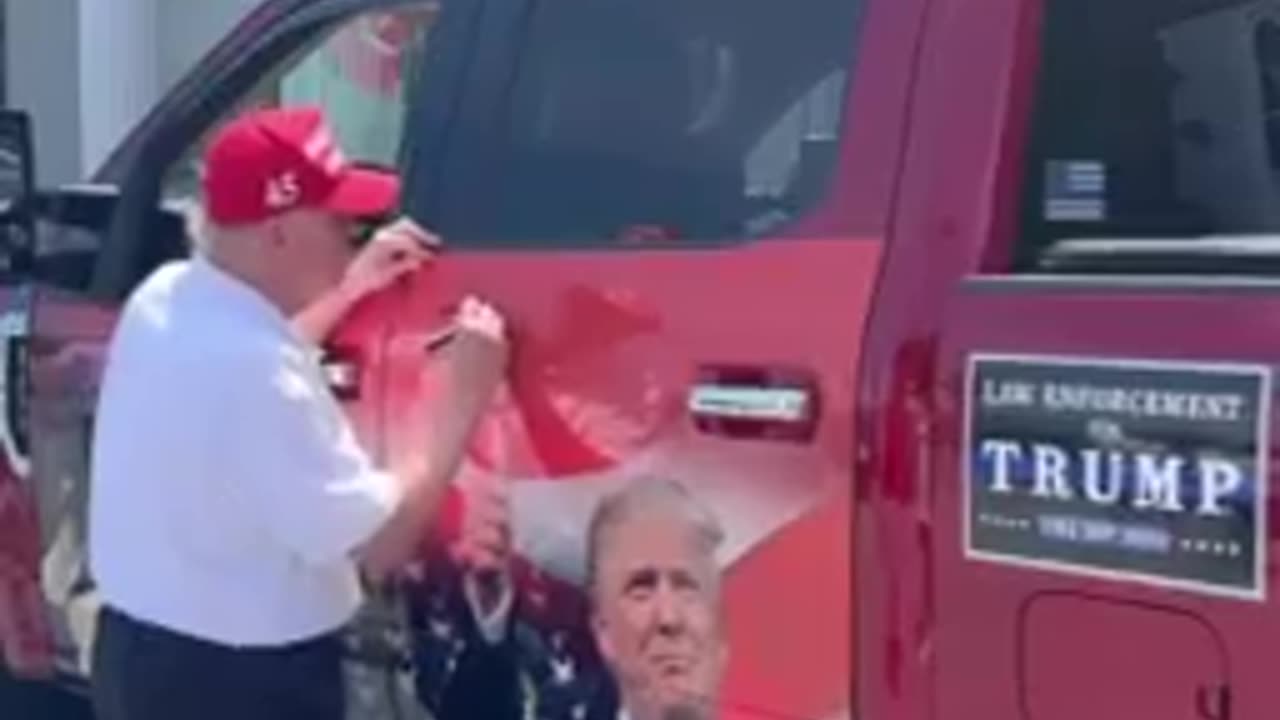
[4,0,1277,718]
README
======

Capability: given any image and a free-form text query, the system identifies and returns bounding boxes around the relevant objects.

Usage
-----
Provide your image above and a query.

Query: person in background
[87,105,508,720]
[584,478,728,720]
[422,476,728,720]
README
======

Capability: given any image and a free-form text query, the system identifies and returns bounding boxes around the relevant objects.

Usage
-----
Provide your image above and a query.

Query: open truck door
[0,91,218,708]
[0,107,61,682]
[0,108,154,720]
[0,106,148,694]
[860,0,1280,718]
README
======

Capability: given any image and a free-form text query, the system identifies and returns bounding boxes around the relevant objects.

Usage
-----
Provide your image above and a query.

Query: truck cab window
[451,0,862,246]
[743,69,847,236]
[1014,0,1280,274]
[162,4,437,205]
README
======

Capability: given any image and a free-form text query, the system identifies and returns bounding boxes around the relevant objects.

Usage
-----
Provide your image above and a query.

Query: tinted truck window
[464,0,863,246]
[1015,0,1280,271]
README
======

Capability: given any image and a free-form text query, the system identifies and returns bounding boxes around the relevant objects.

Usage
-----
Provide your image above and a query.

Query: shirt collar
[188,255,316,350]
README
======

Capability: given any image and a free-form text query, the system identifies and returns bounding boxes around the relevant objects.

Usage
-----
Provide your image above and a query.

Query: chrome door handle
[687,365,821,443]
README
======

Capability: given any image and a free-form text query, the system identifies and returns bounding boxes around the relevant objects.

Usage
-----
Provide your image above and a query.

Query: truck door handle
[687,365,821,443]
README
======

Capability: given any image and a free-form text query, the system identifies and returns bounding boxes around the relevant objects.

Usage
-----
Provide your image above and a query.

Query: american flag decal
[1044,159,1107,222]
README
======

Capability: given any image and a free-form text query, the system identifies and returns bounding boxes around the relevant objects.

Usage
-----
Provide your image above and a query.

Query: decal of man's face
[588,480,727,720]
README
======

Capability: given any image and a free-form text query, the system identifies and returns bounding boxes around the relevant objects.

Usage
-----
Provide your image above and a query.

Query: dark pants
[91,605,346,720]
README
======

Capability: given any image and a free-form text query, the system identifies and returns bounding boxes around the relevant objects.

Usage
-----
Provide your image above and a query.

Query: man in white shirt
[87,105,507,720]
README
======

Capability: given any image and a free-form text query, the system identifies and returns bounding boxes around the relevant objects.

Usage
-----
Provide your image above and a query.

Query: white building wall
[78,0,159,179]
[6,0,82,186]
[6,0,263,185]
[156,0,262,94]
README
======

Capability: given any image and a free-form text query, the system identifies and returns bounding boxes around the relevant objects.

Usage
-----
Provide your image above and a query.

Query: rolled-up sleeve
[225,347,401,567]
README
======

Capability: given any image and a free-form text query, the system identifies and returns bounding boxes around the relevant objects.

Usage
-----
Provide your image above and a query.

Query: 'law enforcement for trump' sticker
[963,354,1270,601]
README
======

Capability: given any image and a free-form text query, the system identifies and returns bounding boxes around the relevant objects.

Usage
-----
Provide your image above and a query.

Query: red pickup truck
[0,0,1273,718]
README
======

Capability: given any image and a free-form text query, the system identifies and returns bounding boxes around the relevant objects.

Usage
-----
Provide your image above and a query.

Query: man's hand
[292,218,440,344]
[341,217,439,302]
[443,297,509,410]
[354,297,510,583]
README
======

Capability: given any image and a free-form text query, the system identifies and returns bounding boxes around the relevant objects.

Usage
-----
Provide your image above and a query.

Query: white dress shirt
[88,256,400,647]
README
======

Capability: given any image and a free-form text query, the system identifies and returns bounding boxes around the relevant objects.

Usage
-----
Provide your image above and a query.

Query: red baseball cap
[200,105,400,226]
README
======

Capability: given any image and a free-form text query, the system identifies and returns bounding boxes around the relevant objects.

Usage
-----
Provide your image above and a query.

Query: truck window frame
[990,0,1280,280]
[89,0,484,302]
